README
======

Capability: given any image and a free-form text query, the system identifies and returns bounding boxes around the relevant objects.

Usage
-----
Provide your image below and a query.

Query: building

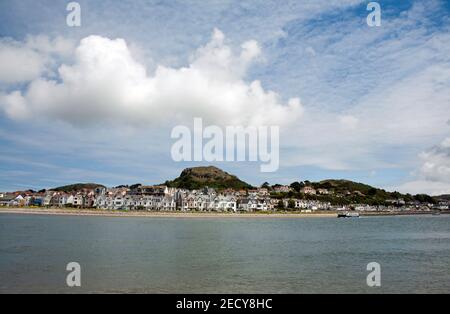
[301,186,316,195]
[273,185,292,193]
[73,194,85,207]
[0,194,16,206]
[238,197,271,212]
[238,198,257,212]
[131,185,167,196]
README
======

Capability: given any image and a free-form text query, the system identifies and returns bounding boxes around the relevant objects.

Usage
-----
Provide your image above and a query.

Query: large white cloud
[0,30,303,127]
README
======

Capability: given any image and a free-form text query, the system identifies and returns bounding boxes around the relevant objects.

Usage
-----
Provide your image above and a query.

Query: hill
[314,179,392,198]
[316,179,381,194]
[281,179,436,206]
[164,166,253,190]
[51,183,106,193]
[434,194,450,201]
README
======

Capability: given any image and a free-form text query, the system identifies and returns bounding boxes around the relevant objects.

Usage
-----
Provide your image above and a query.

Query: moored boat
[338,212,360,218]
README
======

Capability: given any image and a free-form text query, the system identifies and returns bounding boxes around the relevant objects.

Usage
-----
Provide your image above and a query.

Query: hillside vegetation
[51,183,105,192]
[164,166,253,190]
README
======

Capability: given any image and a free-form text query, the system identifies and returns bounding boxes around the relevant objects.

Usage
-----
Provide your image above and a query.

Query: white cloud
[0,30,303,128]
[396,137,450,195]
[0,91,29,120]
[419,137,450,183]
[0,36,74,84]
[24,35,74,56]
[395,180,450,196]
[273,0,450,176]
[305,46,316,57]
[338,115,358,130]
[0,1,448,194]
[0,39,44,84]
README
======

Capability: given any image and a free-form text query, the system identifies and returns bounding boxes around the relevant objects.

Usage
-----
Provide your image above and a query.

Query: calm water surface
[0,213,449,293]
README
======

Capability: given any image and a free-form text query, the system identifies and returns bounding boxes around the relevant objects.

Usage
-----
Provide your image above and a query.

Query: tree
[320,182,333,189]
[414,194,435,204]
[290,182,302,192]
[288,199,296,210]
[277,200,285,210]
[261,182,270,189]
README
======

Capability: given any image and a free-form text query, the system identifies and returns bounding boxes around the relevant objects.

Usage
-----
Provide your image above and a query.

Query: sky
[0,0,449,195]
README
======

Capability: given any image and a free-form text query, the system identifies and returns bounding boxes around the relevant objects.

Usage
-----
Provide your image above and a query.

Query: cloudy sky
[0,0,449,195]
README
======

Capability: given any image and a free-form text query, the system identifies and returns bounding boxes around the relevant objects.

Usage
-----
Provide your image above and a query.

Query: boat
[338,212,360,218]
[432,211,441,216]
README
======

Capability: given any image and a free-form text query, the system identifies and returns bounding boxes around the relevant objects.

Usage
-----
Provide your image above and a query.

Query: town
[1,182,448,213]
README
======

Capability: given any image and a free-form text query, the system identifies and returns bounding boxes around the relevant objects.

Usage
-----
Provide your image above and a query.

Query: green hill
[314,179,392,198]
[51,183,105,192]
[434,194,450,201]
[165,166,253,190]
[281,179,437,206]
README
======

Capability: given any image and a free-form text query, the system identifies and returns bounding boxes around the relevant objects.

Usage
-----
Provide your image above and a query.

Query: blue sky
[0,0,449,194]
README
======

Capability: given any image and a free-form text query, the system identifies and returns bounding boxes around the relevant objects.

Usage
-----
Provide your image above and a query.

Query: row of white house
[0,186,334,212]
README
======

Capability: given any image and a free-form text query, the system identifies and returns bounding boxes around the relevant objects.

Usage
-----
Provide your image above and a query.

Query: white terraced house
[43,193,53,206]
[181,196,197,211]
[258,199,270,211]
[161,196,176,211]
[14,184,337,212]
[73,194,85,207]
[113,196,125,209]
[50,194,68,207]
[295,200,309,209]
[212,196,237,212]
[239,197,273,212]
[66,195,74,206]
[290,199,330,210]
[94,195,105,209]
[238,198,257,211]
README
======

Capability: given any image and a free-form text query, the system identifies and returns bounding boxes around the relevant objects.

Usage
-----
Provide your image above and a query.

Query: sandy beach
[0,207,338,218]
[0,207,444,219]
[0,208,337,218]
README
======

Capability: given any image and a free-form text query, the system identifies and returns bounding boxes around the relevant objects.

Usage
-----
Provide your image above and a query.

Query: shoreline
[0,207,337,218]
[0,207,446,219]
